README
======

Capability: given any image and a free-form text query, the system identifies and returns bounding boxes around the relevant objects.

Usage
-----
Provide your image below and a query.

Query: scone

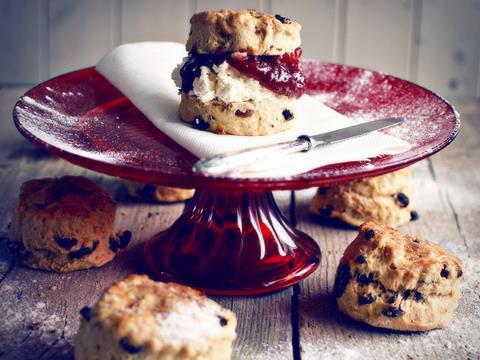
[8,176,131,272]
[310,167,418,227]
[333,221,463,331]
[124,181,195,203]
[75,275,237,360]
[172,9,305,135]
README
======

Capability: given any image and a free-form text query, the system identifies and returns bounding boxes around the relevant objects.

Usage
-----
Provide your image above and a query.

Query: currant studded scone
[333,222,463,331]
[172,9,305,135]
[8,176,131,272]
[124,181,195,203]
[75,275,237,360]
[310,167,417,227]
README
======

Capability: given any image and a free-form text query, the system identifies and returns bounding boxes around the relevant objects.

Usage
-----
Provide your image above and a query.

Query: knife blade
[192,117,404,176]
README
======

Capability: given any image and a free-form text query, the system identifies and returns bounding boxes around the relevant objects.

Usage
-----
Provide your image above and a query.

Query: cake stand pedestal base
[144,189,321,295]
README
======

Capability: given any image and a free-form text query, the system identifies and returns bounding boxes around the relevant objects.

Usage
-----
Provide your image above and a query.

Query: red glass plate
[13,63,459,190]
[13,62,459,295]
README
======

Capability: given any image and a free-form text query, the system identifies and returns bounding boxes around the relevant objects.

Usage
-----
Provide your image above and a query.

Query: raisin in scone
[75,275,237,360]
[333,222,463,331]
[8,176,131,272]
[124,181,195,203]
[172,9,305,136]
[310,167,418,227]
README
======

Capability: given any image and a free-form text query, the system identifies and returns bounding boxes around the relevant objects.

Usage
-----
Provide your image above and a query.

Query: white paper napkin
[96,42,410,178]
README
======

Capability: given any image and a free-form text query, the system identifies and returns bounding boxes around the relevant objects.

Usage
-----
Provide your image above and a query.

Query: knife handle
[193,135,316,176]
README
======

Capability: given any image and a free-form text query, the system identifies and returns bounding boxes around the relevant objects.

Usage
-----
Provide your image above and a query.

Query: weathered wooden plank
[332,0,347,63]
[195,0,264,13]
[271,0,337,61]
[417,0,480,99]
[0,0,48,84]
[212,190,294,360]
[428,100,480,261]
[478,60,480,98]
[0,87,31,161]
[295,102,480,358]
[218,292,293,360]
[0,155,186,359]
[406,0,422,81]
[120,0,190,44]
[48,0,119,77]
[344,0,414,78]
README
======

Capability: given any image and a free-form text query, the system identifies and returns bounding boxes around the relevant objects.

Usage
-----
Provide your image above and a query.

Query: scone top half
[173,9,305,136]
[186,9,301,55]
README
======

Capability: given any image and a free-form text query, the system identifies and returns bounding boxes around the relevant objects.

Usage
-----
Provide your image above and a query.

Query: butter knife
[192,117,404,176]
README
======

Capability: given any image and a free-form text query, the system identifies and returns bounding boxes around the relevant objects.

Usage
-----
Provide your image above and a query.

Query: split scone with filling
[75,275,237,360]
[172,9,305,135]
[333,221,463,331]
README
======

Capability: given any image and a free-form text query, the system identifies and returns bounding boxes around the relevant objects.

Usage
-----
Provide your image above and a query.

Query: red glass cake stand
[13,62,459,295]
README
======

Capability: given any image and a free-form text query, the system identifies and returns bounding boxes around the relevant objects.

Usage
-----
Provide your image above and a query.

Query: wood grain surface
[0,88,478,359]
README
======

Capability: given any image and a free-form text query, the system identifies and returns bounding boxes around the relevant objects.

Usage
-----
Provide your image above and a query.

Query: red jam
[228,48,305,98]
[179,48,305,98]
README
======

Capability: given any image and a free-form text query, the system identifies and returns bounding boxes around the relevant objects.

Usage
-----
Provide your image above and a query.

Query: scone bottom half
[173,9,305,136]
[75,275,237,360]
[333,221,463,332]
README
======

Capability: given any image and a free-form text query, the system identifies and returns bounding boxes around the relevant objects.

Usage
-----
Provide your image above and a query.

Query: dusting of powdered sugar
[306,61,459,151]
[302,344,366,360]
[0,280,75,358]
[235,342,292,360]
[155,301,231,348]
[44,95,55,103]
[21,96,70,122]
[16,95,123,164]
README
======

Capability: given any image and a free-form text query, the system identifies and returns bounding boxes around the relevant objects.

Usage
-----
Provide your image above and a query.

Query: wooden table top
[0,87,478,360]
